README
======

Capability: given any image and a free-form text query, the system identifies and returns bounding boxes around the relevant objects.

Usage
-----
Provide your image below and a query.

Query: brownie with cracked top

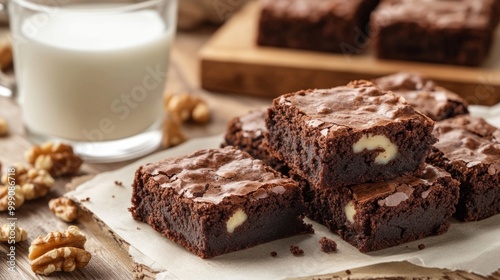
[257,0,380,53]
[223,109,289,174]
[371,0,499,66]
[129,146,312,259]
[266,80,437,189]
[299,164,460,252]
[427,115,500,221]
[374,72,469,121]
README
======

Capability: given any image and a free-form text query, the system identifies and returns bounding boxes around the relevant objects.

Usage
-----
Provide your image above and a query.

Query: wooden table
[0,26,499,280]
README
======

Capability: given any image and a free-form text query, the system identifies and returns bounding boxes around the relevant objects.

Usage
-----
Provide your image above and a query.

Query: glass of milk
[9,0,178,162]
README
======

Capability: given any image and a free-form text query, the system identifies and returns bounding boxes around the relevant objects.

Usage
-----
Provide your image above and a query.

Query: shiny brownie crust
[373,72,469,121]
[266,81,437,189]
[130,147,312,259]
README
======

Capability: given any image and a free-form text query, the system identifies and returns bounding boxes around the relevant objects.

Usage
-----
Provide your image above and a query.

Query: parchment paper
[66,107,500,279]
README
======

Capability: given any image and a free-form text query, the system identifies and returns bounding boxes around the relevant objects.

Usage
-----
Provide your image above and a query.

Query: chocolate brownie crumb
[114,180,123,186]
[319,237,337,253]
[270,251,278,257]
[290,245,304,256]
[80,197,90,202]
[418,244,426,250]
[346,270,352,275]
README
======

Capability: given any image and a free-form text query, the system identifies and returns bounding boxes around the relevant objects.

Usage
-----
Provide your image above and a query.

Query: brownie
[300,164,460,252]
[223,109,289,174]
[257,0,380,53]
[427,115,500,221]
[266,80,437,189]
[129,147,312,259]
[371,0,498,66]
[374,72,469,121]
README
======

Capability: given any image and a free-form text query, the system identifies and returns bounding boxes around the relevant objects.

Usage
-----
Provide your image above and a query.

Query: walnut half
[49,197,78,223]
[25,142,83,177]
[29,226,91,275]
[0,224,28,242]
[31,247,91,276]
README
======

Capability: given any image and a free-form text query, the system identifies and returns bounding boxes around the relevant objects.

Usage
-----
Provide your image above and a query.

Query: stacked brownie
[265,80,438,189]
[265,80,460,252]
[225,77,467,252]
[371,0,499,66]
[130,146,312,258]
[257,0,380,53]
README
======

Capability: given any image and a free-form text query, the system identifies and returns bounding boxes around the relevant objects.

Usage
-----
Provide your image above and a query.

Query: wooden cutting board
[200,1,500,106]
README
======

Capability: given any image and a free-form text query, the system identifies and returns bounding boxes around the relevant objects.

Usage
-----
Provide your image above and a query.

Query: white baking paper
[66,109,500,279]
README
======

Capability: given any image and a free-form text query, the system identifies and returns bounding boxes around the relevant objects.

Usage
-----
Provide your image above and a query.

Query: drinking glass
[8,0,178,162]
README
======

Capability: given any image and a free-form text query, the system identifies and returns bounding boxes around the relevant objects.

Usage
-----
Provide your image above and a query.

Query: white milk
[14,6,172,141]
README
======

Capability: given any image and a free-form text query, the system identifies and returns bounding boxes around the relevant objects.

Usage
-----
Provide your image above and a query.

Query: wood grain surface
[200,1,500,106]
[0,23,499,280]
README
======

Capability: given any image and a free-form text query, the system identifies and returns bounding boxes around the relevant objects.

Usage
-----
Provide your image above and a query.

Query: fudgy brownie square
[300,164,460,252]
[130,147,312,259]
[223,109,289,174]
[257,0,380,53]
[371,0,498,66]
[427,115,500,222]
[373,72,469,121]
[266,80,437,189]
